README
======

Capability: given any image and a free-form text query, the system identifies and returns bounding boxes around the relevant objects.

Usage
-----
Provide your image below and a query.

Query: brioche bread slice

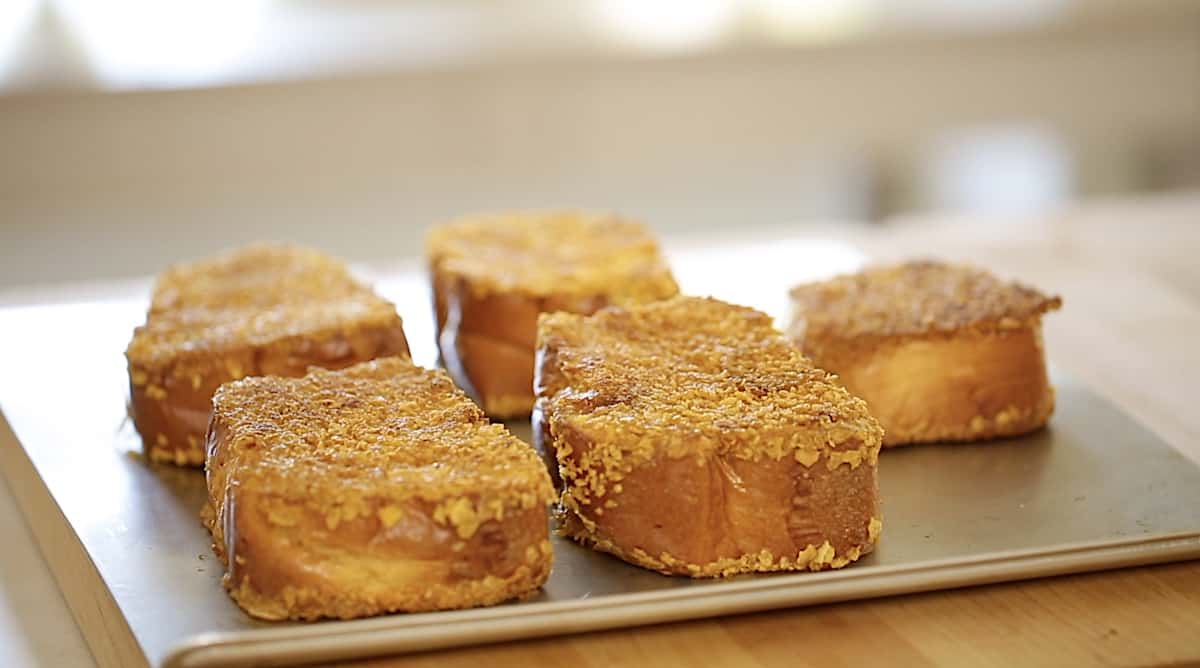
[204,357,555,620]
[789,260,1062,447]
[427,211,678,419]
[535,296,883,577]
[126,244,410,465]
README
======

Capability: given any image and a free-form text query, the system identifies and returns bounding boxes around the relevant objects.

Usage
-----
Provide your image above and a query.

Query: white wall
[1,20,1197,287]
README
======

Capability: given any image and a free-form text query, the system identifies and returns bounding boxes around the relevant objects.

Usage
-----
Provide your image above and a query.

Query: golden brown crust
[128,244,406,370]
[426,211,678,301]
[538,296,883,456]
[205,358,555,620]
[427,212,678,418]
[788,260,1062,344]
[535,296,883,577]
[789,260,1060,447]
[125,244,410,465]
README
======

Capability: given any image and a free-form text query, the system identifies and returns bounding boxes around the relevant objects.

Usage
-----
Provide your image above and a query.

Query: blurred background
[0,0,1197,289]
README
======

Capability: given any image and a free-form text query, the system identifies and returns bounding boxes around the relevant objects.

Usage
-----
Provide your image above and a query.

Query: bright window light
[589,0,740,53]
[756,0,876,43]
[0,0,42,80]
[922,125,1073,216]
[53,0,268,89]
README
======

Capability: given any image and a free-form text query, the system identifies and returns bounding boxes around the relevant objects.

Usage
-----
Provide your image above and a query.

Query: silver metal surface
[0,248,1198,668]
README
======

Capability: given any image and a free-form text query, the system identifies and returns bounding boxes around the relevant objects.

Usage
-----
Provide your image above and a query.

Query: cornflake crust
[205,357,555,621]
[789,260,1063,446]
[426,211,678,419]
[125,244,410,466]
[426,211,678,301]
[788,259,1062,345]
[535,296,883,577]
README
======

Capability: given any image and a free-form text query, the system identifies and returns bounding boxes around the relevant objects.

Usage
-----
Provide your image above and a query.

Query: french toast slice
[427,211,678,419]
[789,260,1062,447]
[204,357,555,620]
[125,244,410,465]
[535,296,883,577]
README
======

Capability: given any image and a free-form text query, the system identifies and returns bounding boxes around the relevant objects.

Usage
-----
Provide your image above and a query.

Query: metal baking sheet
[1,242,1198,668]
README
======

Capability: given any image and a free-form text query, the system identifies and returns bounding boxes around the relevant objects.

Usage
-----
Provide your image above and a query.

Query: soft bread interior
[830,325,1054,446]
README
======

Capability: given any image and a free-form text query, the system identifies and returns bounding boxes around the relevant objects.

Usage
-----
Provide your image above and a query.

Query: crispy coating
[210,359,554,509]
[206,358,555,620]
[128,244,403,371]
[788,260,1061,446]
[788,260,1062,344]
[426,211,678,301]
[537,296,883,577]
[125,244,410,465]
[426,211,679,418]
[538,296,883,458]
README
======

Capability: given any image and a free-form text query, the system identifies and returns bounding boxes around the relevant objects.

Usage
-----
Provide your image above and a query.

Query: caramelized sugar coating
[205,358,555,620]
[426,211,678,419]
[125,244,410,466]
[427,211,678,301]
[789,260,1062,446]
[788,259,1061,344]
[535,296,883,577]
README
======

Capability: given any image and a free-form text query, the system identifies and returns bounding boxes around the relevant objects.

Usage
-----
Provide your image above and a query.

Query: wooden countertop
[1,193,1198,667]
